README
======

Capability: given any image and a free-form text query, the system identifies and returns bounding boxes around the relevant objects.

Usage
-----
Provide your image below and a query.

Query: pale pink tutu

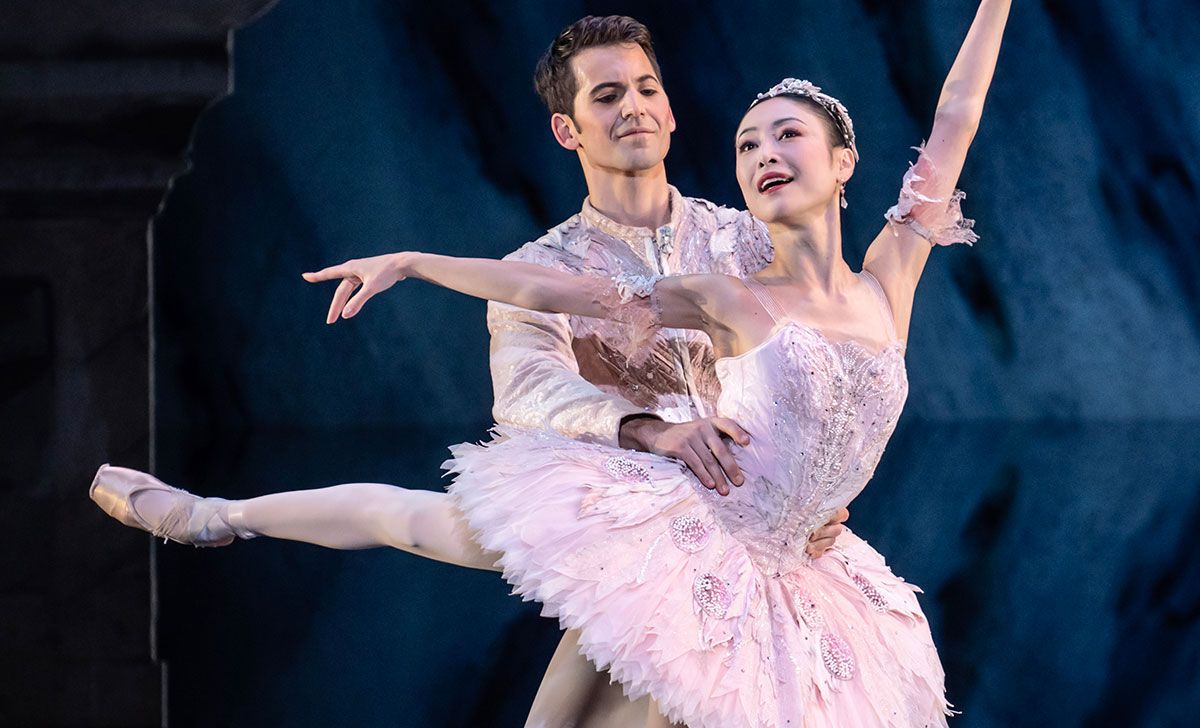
[445,425,952,728]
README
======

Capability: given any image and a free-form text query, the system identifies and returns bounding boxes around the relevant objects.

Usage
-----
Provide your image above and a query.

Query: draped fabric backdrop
[149,1,1199,726]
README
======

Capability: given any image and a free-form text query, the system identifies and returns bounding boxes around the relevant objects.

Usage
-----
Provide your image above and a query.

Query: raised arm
[911,0,1009,211]
[863,0,1010,333]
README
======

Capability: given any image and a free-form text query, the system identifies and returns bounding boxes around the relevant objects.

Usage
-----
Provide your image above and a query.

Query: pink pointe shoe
[89,464,237,547]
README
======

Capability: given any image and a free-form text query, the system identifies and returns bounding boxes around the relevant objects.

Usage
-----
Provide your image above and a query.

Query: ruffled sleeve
[585,271,665,366]
[708,207,774,276]
[884,143,979,247]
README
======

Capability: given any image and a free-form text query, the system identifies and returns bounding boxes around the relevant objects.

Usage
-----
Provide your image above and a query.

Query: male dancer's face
[551,43,676,175]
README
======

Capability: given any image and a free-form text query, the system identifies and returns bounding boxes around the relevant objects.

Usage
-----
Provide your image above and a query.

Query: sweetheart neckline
[714,319,907,367]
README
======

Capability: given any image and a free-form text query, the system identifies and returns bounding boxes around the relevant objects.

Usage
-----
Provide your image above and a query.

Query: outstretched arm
[304,251,719,333]
[406,252,721,331]
[304,251,757,491]
[863,0,1011,334]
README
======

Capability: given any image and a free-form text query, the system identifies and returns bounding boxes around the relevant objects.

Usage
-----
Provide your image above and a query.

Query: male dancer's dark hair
[533,15,664,119]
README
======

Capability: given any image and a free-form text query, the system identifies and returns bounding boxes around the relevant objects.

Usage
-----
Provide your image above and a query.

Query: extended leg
[90,465,498,571]
[232,483,498,570]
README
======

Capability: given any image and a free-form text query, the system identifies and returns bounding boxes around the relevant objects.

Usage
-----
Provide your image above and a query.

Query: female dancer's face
[552,43,676,174]
[734,97,850,224]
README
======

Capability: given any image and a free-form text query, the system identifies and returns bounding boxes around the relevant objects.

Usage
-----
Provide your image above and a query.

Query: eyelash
[596,89,658,104]
[738,129,801,153]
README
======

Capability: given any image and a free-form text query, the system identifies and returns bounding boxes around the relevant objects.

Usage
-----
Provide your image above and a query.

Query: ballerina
[90,15,853,726]
[92,2,1009,724]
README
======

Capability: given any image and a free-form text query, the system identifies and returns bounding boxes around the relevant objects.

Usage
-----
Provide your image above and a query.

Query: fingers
[710,417,752,447]
[326,278,359,324]
[701,429,743,487]
[683,444,730,496]
[806,518,846,558]
[809,522,845,544]
[806,532,838,558]
[677,447,717,494]
[833,506,850,525]
[342,281,378,319]
[302,263,349,283]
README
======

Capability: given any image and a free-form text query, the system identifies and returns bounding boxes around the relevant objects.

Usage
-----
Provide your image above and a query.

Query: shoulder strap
[859,269,898,341]
[742,277,787,325]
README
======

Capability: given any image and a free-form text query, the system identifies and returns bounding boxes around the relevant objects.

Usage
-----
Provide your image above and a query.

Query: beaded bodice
[710,275,908,578]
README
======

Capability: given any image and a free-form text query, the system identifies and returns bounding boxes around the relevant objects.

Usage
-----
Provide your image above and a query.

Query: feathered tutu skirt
[444,426,953,727]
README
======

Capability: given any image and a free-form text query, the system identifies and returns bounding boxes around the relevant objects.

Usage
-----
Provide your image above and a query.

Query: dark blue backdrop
[152,1,1200,726]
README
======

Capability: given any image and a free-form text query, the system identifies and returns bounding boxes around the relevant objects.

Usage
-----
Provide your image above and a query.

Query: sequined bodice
[711,320,908,577]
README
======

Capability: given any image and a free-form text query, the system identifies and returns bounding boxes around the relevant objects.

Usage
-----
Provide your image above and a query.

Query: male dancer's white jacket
[489,187,772,445]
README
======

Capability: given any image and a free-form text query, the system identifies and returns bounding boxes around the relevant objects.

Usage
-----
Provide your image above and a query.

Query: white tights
[140,480,678,725]
[226,483,499,571]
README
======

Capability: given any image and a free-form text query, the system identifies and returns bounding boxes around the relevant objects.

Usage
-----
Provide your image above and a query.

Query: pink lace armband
[584,272,665,366]
[884,143,979,247]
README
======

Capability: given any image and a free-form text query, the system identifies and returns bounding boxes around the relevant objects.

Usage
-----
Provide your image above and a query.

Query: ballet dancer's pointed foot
[89,464,237,547]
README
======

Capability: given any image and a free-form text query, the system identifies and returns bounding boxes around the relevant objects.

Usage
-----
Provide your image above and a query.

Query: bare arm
[398,252,722,333]
[303,249,755,491]
[301,248,656,446]
[302,250,716,330]
[863,0,1011,332]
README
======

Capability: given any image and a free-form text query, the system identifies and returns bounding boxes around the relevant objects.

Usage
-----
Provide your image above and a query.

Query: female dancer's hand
[302,253,413,324]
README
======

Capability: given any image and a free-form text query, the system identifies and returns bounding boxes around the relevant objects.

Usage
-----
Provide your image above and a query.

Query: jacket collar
[576,185,685,259]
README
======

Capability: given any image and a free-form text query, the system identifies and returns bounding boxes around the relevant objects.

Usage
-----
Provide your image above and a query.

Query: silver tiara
[750,78,859,162]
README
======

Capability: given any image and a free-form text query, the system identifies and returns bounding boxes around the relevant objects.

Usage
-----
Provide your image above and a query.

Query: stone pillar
[0,2,277,724]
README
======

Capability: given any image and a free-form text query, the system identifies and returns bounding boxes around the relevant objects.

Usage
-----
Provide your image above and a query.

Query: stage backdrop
[152,1,1200,727]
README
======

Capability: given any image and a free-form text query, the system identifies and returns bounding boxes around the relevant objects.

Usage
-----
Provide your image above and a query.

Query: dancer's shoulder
[502,214,588,267]
[694,203,771,277]
[682,195,752,228]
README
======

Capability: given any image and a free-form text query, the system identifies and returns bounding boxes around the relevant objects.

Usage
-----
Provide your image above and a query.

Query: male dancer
[304,15,851,726]
[93,15,850,727]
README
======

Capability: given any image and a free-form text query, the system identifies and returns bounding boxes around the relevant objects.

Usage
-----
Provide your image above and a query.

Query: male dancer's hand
[806,507,850,559]
[619,416,850,557]
[619,416,750,496]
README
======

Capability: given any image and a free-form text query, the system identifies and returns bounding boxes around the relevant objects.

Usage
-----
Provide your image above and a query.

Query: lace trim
[884,143,979,247]
[612,271,664,303]
[582,272,666,366]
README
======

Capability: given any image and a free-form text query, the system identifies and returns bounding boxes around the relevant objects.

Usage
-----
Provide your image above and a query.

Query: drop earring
[839,183,848,209]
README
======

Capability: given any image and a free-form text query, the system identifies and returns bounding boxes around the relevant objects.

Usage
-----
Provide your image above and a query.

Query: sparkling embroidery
[720,323,907,577]
[603,455,651,484]
[670,514,711,553]
[851,573,889,612]
[820,632,856,680]
[791,589,826,629]
[693,573,732,618]
[636,533,667,584]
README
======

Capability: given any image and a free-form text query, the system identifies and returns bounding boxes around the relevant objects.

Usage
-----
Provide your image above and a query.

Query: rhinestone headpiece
[749,78,859,162]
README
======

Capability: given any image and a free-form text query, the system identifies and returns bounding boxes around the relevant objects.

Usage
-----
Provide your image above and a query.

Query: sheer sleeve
[584,271,665,366]
[488,239,645,447]
[884,142,979,247]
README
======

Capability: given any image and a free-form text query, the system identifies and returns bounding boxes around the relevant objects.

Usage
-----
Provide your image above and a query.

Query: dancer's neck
[759,204,854,297]
[582,163,672,230]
